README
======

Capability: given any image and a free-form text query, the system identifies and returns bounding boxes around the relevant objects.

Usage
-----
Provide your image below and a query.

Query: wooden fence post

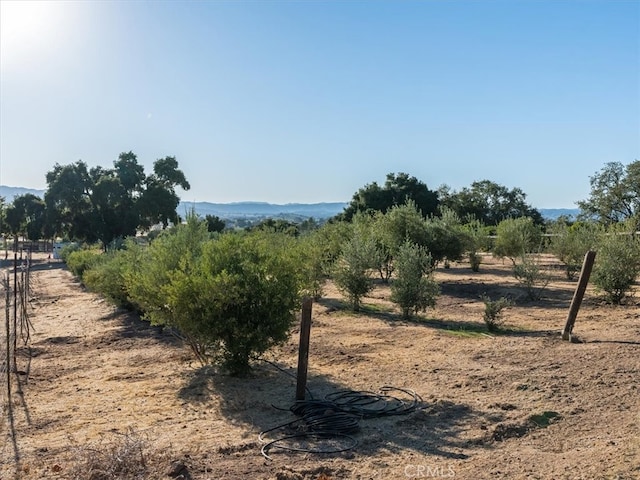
[296,297,313,401]
[562,250,596,341]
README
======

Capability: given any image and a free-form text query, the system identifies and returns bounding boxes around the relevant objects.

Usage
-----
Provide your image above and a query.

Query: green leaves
[338,172,439,221]
[493,217,542,264]
[578,160,640,226]
[592,229,640,304]
[124,218,302,375]
[390,240,439,319]
[44,153,191,248]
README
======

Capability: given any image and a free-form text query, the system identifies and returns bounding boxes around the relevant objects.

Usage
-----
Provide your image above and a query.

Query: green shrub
[462,218,491,272]
[58,242,80,262]
[390,240,439,319]
[333,229,379,311]
[481,295,513,332]
[126,215,302,375]
[65,249,103,278]
[592,231,640,304]
[423,216,467,267]
[493,217,542,265]
[82,240,143,309]
[548,221,599,280]
[468,252,482,272]
[295,234,327,300]
[513,255,550,300]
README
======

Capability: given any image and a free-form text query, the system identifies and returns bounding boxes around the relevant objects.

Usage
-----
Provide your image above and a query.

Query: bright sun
[0,0,67,69]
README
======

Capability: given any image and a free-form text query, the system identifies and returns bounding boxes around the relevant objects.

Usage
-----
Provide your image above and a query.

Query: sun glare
[0,0,69,70]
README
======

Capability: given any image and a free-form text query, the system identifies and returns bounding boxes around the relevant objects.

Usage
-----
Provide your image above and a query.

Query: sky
[0,0,638,209]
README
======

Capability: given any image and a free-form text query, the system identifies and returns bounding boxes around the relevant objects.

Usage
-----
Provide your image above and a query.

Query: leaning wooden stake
[296,297,313,400]
[562,250,597,341]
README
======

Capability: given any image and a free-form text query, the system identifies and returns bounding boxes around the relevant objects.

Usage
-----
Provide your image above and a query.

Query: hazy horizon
[0,183,584,212]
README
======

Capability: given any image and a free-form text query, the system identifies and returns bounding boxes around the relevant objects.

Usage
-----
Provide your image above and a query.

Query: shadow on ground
[177,360,502,463]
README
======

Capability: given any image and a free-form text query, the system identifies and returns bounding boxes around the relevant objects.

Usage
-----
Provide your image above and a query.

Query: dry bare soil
[1,253,639,479]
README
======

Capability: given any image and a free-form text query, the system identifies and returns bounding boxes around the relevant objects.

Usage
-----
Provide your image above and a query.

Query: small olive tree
[493,217,542,265]
[548,221,600,280]
[481,295,513,332]
[592,226,640,304]
[462,218,491,272]
[333,222,379,311]
[373,201,429,281]
[390,240,439,319]
[513,254,551,300]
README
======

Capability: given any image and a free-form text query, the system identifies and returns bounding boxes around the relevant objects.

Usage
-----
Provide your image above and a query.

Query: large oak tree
[45,152,190,248]
[438,180,543,226]
[577,160,639,228]
[338,172,439,221]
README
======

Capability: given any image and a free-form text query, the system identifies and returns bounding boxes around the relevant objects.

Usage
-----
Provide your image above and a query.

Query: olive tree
[333,221,380,311]
[493,217,543,265]
[592,224,640,304]
[548,221,600,279]
[390,240,439,319]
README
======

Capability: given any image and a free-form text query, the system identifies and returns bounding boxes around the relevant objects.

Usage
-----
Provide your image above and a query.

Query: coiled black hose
[259,386,423,459]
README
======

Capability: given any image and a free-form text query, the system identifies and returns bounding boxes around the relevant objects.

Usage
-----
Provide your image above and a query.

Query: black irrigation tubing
[260,433,359,460]
[326,386,423,418]
[259,386,424,460]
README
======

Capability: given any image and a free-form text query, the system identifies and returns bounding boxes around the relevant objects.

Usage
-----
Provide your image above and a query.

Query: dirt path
[1,254,639,479]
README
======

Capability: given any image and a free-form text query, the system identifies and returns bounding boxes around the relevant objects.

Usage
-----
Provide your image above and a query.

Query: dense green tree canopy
[4,193,47,241]
[204,214,226,233]
[338,172,439,221]
[45,152,190,247]
[438,180,543,226]
[577,160,640,228]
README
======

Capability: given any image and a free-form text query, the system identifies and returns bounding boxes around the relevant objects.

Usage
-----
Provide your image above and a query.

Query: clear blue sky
[1,0,638,208]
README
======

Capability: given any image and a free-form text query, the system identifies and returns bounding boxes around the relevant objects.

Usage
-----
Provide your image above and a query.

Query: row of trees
[64,196,639,375]
[337,172,545,225]
[1,152,190,249]
[3,160,638,248]
[2,158,638,375]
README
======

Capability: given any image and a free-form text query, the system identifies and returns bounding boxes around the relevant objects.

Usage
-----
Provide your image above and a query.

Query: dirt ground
[1,253,639,479]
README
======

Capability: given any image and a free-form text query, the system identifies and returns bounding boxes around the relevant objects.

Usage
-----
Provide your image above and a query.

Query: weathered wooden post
[562,250,597,341]
[5,276,10,400]
[296,297,313,400]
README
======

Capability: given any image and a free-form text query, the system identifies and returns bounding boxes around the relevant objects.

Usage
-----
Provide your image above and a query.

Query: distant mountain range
[177,200,349,220]
[536,208,580,221]
[0,186,47,201]
[0,185,578,221]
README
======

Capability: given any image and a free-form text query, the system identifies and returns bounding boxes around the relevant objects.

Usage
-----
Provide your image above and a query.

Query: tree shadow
[439,278,577,311]
[403,316,556,339]
[28,261,67,272]
[437,265,516,279]
[177,360,499,462]
[315,296,399,323]
[587,339,640,346]
[2,347,35,479]
[94,309,184,349]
